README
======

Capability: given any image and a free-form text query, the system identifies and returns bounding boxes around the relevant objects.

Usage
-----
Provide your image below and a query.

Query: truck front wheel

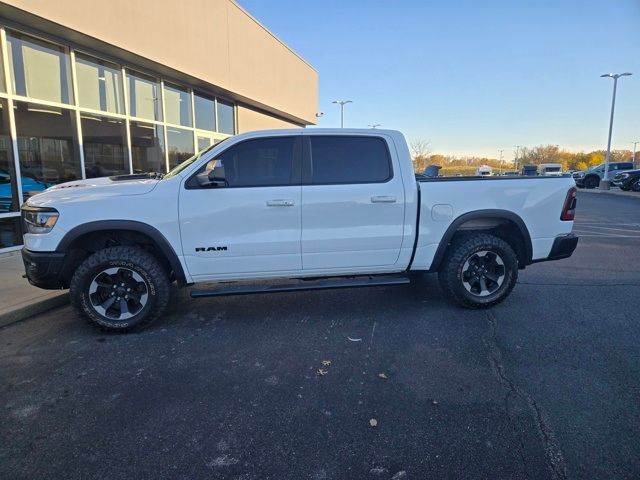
[69,246,170,332]
[584,176,599,189]
[438,233,518,309]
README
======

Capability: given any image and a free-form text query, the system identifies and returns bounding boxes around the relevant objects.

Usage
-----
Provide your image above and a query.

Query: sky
[238,0,640,160]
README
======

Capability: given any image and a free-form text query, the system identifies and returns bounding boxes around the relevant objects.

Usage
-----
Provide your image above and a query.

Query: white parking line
[574,222,640,227]
[574,233,640,238]
[574,225,640,233]
[573,228,640,238]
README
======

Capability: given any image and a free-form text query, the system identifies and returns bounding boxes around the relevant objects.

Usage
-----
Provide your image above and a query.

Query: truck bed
[411,175,576,270]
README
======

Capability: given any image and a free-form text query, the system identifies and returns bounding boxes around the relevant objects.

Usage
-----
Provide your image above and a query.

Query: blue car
[0,171,51,212]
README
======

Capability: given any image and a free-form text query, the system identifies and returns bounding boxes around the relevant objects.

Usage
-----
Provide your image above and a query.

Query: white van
[476,165,492,176]
[537,163,563,176]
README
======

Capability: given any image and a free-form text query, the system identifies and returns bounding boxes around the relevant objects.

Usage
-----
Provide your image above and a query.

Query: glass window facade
[0,100,19,213]
[164,82,192,127]
[127,70,162,121]
[6,30,72,104]
[0,216,21,249]
[75,53,123,114]
[130,121,165,173]
[194,92,215,131]
[0,25,235,250]
[197,135,212,152]
[0,42,5,92]
[167,127,195,169]
[14,101,81,188]
[217,99,235,135]
[81,113,128,178]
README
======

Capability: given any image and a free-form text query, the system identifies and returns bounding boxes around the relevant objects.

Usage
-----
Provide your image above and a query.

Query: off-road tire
[70,246,170,332]
[438,233,518,309]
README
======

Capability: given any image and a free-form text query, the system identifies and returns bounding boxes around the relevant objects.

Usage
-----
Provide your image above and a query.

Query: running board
[190,274,411,298]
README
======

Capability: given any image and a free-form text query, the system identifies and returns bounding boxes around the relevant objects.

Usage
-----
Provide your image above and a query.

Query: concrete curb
[0,292,69,329]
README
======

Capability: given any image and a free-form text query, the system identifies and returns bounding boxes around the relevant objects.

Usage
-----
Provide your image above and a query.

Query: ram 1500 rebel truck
[21,129,579,332]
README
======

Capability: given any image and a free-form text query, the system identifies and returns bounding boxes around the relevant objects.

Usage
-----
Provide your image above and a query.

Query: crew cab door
[300,134,406,270]
[179,135,302,279]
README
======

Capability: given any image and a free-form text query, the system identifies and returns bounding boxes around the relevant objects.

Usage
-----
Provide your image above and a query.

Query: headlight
[621,173,630,179]
[22,206,59,234]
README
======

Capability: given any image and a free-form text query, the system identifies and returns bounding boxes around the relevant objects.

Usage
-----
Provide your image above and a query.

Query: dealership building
[0,0,318,251]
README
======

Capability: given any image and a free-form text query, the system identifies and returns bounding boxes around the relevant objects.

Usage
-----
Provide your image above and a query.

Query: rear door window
[308,136,392,184]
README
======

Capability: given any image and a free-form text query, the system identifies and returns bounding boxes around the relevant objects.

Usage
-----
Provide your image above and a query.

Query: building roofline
[0,3,315,126]
[230,0,317,73]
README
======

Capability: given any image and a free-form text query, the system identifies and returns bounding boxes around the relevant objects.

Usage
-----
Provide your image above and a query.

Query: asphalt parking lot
[1,192,639,480]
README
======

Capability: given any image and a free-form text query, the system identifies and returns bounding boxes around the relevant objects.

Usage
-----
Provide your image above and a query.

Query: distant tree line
[410,139,638,175]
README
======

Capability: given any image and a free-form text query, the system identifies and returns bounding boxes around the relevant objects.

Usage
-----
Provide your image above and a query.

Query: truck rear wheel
[70,246,170,332]
[438,233,518,309]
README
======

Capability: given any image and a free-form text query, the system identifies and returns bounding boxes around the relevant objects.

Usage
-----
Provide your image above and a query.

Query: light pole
[632,141,639,163]
[332,100,352,128]
[514,145,522,172]
[368,123,381,129]
[600,72,632,190]
[498,149,504,175]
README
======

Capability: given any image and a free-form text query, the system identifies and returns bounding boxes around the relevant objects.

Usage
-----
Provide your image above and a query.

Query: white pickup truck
[21,129,578,332]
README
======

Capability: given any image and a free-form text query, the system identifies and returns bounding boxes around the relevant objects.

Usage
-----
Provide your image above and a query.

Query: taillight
[561,187,577,221]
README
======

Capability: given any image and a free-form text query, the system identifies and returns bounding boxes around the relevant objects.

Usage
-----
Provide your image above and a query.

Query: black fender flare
[427,209,533,272]
[57,220,189,286]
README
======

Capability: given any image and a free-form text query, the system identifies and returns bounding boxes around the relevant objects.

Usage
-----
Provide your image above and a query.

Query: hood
[25,175,160,207]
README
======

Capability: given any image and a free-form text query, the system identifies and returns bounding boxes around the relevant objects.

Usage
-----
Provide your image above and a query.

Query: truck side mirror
[196,159,228,187]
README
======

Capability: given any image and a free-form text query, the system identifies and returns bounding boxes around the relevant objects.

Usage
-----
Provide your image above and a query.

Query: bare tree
[409,139,432,173]
[409,139,431,159]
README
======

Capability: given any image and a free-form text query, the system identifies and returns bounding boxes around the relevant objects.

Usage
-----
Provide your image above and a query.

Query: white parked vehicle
[475,165,492,176]
[21,129,579,332]
[537,163,563,176]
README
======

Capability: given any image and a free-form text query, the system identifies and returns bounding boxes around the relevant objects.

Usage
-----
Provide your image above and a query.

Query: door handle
[371,195,397,203]
[266,199,295,207]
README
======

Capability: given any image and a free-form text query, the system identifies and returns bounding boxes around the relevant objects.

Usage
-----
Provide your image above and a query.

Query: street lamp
[632,141,639,163]
[368,123,381,129]
[514,145,522,171]
[498,149,504,174]
[600,72,632,190]
[332,100,352,128]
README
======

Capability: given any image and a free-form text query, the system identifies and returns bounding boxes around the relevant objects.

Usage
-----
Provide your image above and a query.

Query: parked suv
[613,169,640,191]
[573,162,635,189]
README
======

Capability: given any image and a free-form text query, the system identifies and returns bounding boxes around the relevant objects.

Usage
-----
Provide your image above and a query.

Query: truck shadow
[158,273,468,333]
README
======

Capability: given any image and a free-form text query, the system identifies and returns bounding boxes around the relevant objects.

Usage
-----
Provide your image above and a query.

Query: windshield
[588,164,603,171]
[163,139,228,179]
[545,167,561,172]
